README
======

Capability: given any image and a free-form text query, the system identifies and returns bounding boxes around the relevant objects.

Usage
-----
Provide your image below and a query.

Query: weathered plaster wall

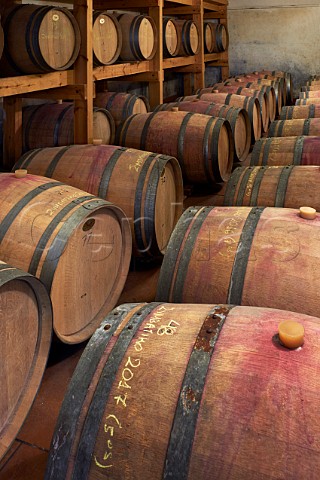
[228,0,320,93]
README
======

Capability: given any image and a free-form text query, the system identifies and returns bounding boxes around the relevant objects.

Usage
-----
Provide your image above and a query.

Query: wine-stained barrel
[0,261,52,461]
[117,110,234,184]
[94,92,150,127]
[163,17,181,57]
[199,85,269,132]
[14,144,183,257]
[223,165,320,210]
[296,97,320,106]
[259,70,293,105]
[22,103,115,151]
[154,100,251,162]
[0,5,80,75]
[280,105,320,120]
[45,301,320,480]
[251,136,320,166]
[194,92,262,142]
[268,118,320,138]
[117,13,157,61]
[175,19,200,56]
[92,11,122,66]
[204,22,229,53]
[301,84,320,92]
[240,72,287,106]
[299,90,320,99]
[156,206,320,320]
[0,173,131,343]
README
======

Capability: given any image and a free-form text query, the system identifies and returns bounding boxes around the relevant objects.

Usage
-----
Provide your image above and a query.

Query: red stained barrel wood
[23,102,115,151]
[223,165,320,210]
[14,144,183,257]
[0,261,52,460]
[45,301,320,480]
[268,118,320,137]
[117,110,234,184]
[0,173,131,343]
[251,136,320,166]
[154,100,251,162]
[0,5,80,75]
[94,92,150,127]
[156,206,320,321]
[296,97,320,105]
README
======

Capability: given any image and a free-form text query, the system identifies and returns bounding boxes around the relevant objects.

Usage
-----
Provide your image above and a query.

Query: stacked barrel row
[45,70,320,480]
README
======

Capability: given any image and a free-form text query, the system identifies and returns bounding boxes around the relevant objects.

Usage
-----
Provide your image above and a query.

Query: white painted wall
[228,0,320,93]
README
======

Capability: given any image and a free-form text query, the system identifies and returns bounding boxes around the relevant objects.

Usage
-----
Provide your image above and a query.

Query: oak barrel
[163,17,181,57]
[299,90,320,99]
[204,22,229,53]
[46,301,320,480]
[199,85,269,132]
[154,100,251,162]
[0,261,52,460]
[117,13,157,61]
[259,69,293,105]
[22,102,115,151]
[268,118,320,138]
[251,136,320,166]
[14,144,183,257]
[301,84,320,92]
[280,105,320,120]
[241,73,287,105]
[117,110,234,184]
[223,165,320,210]
[175,19,200,56]
[93,11,122,66]
[157,205,320,320]
[296,97,320,105]
[94,92,150,127]
[0,5,80,75]
[0,173,131,343]
[193,92,262,142]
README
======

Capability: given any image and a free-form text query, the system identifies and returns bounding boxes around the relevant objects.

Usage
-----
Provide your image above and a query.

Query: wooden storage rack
[0,0,228,168]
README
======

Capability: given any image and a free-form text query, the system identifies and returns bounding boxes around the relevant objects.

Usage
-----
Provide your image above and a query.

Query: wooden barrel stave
[296,98,320,105]
[280,105,320,120]
[163,17,181,57]
[94,92,150,127]
[0,173,131,343]
[154,100,251,162]
[223,165,320,210]
[0,261,52,460]
[22,103,115,151]
[14,144,183,257]
[45,301,320,480]
[175,19,200,56]
[117,110,234,184]
[156,205,320,320]
[92,11,122,66]
[250,136,320,166]
[268,118,320,137]
[0,5,80,75]
[204,22,229,53]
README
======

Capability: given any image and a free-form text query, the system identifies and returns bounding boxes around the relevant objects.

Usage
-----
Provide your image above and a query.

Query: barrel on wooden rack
[0,5,80,75]
[251,136,320,166]
[268,118,320,137]
[154,100,251,162]
[94,92,150,127]
[0,261,52,461]
[163,17,181,57]
[204,22,229,53]
[199,85,269,132]
[92,11,122,65]
[116,13,157,61]
[223,165,320,210]
[191,92,262,142]
[14,144,183,257]
[156,205,320,320]
[280,105,320,120]
[0,173,131,344]
[22,102,115,151]
[117,110,234,184]
[45,301,320,480]
[175,19,200,56]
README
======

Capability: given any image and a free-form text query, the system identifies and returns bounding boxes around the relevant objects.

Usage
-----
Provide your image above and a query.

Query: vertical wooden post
[3,96,22,169]
[193,0,205,91]
[73,0,93,144]
[149,1,163,109]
